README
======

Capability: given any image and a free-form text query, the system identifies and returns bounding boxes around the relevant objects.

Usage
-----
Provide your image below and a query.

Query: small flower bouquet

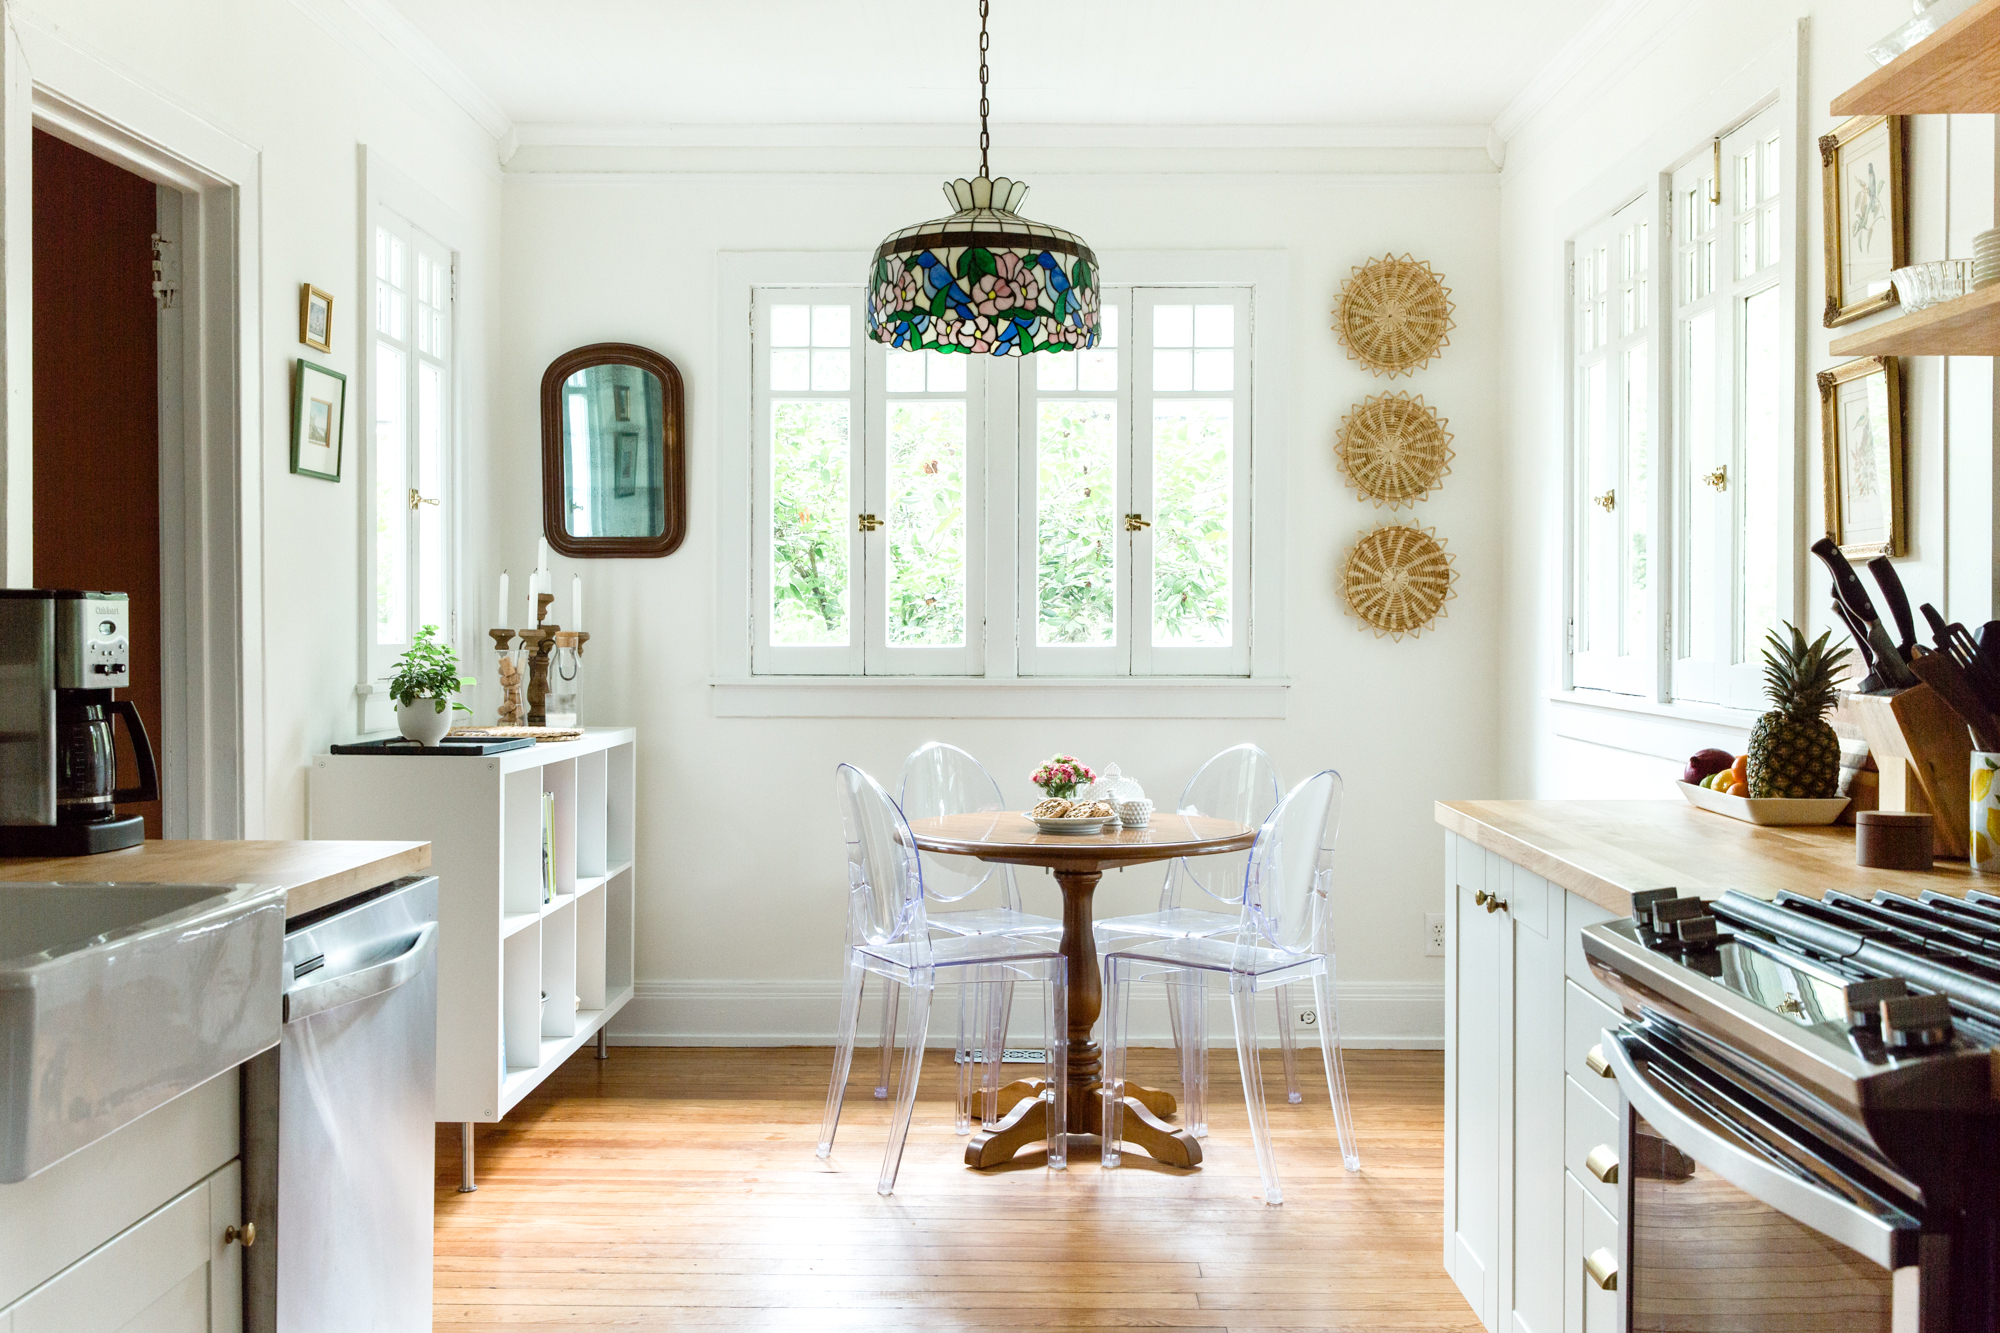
[1030,754,1096,801]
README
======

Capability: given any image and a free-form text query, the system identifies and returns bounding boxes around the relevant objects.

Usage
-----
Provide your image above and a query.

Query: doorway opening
[32,130,166,837]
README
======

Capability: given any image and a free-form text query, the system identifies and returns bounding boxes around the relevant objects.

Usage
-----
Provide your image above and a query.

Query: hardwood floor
[433,1046,1478,1332]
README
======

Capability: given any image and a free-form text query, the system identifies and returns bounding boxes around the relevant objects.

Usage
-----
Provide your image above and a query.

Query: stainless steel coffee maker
[0,589,159,855]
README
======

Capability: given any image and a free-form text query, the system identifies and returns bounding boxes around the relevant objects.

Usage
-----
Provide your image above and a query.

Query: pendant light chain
[977,0,991,179]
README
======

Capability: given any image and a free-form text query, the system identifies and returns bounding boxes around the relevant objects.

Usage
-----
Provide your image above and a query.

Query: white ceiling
[379,0,1614,134]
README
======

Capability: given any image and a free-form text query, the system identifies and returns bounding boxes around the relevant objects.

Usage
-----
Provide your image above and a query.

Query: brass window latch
[857,513,882,532]
[1124,513,1151,532]
[1592,490,1616,513]
[1703,465,1727,491]
[409,489,440,510]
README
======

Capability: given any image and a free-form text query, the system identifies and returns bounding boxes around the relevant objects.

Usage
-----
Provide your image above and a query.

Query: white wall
[497,151,1504,1043]
[1497,0,1999,799]
[8,0,505,835]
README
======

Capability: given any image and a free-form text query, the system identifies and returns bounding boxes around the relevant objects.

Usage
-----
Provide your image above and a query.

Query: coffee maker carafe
[0,590,159,855]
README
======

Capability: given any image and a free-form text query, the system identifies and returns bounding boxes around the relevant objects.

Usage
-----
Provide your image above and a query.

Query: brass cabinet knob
[1702,465,1728,491]
[224,1222,256,1248]
[1585,1044,1615,1079]
[1124,513,1152,532]
[1585,1247,1618,1291]
[1484,895,1507,915]
[1473,889,1490,907]
[1585,1143,1620,1184]
[1592,489,1615,513]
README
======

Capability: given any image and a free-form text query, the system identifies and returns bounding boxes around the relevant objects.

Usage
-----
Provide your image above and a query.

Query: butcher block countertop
[1436,799,1983,918]
[0,839,430,920]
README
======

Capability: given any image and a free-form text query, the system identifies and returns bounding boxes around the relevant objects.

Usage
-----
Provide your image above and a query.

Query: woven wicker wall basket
[1334,393,1454,508]
[1333,255,1455,378]
[1341,524,1456,641]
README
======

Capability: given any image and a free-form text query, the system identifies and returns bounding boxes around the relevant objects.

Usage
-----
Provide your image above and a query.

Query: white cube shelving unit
[309,729,637,1144]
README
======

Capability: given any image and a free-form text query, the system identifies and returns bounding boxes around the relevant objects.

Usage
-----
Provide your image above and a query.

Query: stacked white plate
[1975,227,2000,290]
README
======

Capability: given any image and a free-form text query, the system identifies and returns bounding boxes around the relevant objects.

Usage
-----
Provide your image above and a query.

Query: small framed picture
[613,430,639,497]
[291,359,346,482]
[299,283,334,352]
[1819,115,1906,327]
[1819,356,1904,558]
[613,383,633,422]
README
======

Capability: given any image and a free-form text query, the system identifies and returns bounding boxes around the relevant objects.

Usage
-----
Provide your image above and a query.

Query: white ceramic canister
[1974,752,2000,871]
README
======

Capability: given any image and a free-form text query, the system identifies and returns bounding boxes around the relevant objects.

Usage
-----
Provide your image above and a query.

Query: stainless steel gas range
[1581,885,2000,1333]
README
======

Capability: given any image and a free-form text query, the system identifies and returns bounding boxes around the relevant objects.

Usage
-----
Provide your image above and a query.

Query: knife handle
[1865,558,1918,656]
[1811,537,1881,625]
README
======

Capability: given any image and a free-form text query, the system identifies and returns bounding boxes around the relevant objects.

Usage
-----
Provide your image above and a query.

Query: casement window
[750,282,1253,677]
[366,207,456,684]
[1567,100,1794,714]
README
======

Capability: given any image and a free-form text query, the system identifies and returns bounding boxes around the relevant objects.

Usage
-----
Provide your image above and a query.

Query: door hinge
[150,233,179,310]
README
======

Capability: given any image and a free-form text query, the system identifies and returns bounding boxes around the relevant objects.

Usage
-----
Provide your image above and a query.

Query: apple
[1682,747,1735,785]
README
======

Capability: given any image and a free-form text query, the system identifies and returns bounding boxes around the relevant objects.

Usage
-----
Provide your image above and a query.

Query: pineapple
[1747,623,1850,799]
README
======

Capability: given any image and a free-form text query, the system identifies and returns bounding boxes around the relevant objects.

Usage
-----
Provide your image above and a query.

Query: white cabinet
[310,728,637,1124]
[1444,834,1567,1333]
[0,1074,245,1333]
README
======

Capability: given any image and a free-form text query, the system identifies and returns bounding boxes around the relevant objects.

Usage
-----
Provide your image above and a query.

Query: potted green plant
[389,624,475,746]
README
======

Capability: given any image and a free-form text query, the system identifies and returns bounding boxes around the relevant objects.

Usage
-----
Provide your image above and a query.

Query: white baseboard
[607,978,1444,1050]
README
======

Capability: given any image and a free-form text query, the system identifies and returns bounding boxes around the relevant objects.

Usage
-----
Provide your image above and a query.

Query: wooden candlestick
[525,593,559,727]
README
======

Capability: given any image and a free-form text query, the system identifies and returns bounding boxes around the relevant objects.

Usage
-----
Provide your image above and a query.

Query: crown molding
[1490,0,1657,142]
[508,121,1500,152]
[321,0,513,142]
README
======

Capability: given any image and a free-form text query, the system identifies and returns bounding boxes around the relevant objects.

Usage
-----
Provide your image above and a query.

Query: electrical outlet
[1297,1009,1317,1027]
[1425,912,1446,956]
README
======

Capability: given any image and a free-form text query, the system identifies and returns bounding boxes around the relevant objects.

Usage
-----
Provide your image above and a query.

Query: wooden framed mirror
[540,342,686,557]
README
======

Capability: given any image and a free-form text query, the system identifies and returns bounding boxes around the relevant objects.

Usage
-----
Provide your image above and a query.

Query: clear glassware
[546,634,582,728]
[894,743,1062,1134]
[493,642,526,727]
[815,763,1068,1195]
[1101,769,1360,1206]
[1094,742,1304,1117]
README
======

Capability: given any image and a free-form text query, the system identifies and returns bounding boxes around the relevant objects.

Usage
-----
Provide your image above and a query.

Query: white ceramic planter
[396,698,453,746]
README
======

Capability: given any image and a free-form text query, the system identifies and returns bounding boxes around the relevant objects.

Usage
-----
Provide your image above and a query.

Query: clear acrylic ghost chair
[887,743,1063,1135]
[815,763,1067,1196]
[1101,769,1358,1206]
[1094,743,1303,1131]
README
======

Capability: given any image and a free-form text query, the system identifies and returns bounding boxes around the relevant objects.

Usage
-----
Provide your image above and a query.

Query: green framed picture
[290,358,346,482]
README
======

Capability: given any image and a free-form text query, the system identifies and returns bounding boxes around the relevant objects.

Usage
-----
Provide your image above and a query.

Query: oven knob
[1881,993,1953,1051]
[1652,897,1710,934]
[1844,977,1909,1030]
[1674,915,1721,944]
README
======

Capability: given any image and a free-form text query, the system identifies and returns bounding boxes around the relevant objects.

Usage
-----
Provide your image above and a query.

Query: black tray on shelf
[330,737,535,756]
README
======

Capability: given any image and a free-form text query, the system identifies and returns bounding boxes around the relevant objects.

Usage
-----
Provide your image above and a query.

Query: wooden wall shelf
[1831,0,2000,114]
[1828,283,2000,356]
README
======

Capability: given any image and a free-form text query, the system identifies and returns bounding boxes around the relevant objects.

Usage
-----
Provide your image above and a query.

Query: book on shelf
[541,790,556,903]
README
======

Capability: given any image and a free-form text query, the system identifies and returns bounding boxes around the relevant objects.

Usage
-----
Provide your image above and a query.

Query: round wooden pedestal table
[906,811,1256,1170]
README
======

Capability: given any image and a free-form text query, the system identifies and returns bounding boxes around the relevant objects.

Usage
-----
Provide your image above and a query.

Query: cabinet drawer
[1567,1173,1621,1333]
[1566,982,1622,1114]
[1565,892,1621,1010]
[1566,1075,1621,1220]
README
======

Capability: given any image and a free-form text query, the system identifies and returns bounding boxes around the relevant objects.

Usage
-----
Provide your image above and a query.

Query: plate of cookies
[1029,797,1117,834]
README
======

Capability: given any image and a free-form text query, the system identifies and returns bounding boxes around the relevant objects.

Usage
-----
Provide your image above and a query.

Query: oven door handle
[1603,1029,1920,1269]
[283,922,437,1024]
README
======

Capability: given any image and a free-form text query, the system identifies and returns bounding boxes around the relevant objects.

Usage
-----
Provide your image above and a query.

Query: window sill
[1547,688,1759,764]
[710,676,1291,719]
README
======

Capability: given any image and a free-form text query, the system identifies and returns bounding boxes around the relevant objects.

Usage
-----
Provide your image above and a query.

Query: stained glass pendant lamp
[865,0,1100,355]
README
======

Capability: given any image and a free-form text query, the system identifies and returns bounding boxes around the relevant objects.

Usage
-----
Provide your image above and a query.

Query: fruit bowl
[1676,781,1849,827]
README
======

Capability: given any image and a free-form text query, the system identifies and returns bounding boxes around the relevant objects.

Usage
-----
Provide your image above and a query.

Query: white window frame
[713,251,1288,718]
[1554,26,1802,749]
[357,149,464,734]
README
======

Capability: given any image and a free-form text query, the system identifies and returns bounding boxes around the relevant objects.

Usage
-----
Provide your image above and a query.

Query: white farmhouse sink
[0,881,287,1181]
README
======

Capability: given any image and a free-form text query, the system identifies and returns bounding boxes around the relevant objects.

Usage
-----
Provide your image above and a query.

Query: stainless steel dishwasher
[243,875,439,1332]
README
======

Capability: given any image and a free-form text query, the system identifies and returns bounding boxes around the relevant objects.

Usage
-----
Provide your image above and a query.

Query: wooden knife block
[1849,686,1972,858]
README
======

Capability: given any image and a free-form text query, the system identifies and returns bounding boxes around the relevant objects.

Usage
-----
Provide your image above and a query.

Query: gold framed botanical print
[299,283,334,352]
[1818,356,1904,558]
[1819,115,1906,327]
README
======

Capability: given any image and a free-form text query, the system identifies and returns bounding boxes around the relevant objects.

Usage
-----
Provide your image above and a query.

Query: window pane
[1036,401,1117,646]
[1153,401,1232,647]
[887,351,925,393]
[925,351,965,393]
[886,402,966,647]
[1741,287,1780,658]
[417,361,444,632]
[1581,358,1606,655]
[770,401,850,646]
[811,305,850,347]
[1193,305,1233,347]
[388,235,404,289]
[770,350,809,391]
[1623,348,1649,656]
[1760,136,1779,201]
[1153,349,1193,392]
[1192,349,1233,391]
[1038,352,1077,391]
[1153,305,1193,347]
[567,392,593,538]
[1099,304,1120,348]
[771,305,810,347]
[810,348,850,391]
[1682,311,1717,663]
[375,344,408,646]
[1078,346,1118,391]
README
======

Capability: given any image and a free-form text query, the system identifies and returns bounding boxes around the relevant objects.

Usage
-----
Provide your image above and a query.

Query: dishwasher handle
[283,922,437,1024]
